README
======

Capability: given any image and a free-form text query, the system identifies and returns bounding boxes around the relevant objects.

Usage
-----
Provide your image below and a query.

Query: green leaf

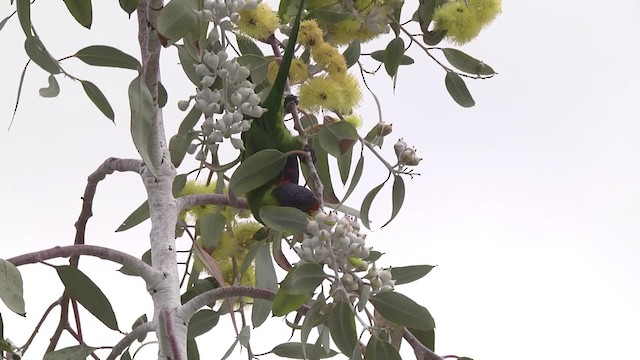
[230,149,287,195]
[381,175,405,227]
[81,80,115,121]
[364,250,383,262]
[24,36,61,74]
[343,40,360,69]
[285,263,325,295]
[132,314,148,342]
[406,328,435,351]
[220,338,239,360]
[272,278,311,316]
[339,154,364,206]
[116,200,149,232]
[121,349,132,360]
[62,0,93,28]
[128,75,158,176]
[177,104,203,135]
[329,301,357,355]
[271,342,338,359]
[337,148,352,185]
[158,82,167,108]
[0,339,10,353]
[187,338,200,360]
[391,265,435,285]
[74,45,140,70]
[416,0,437,32]
[360,180,387,230]
[177,45,201,86]
[364,336,402,360]
[55,265,119,330]
[311,137,339,204]
[370,292,435,331]
[318,121,358,158]
[237,36,264,57]
[170,130,200,167]
[39,74,60,98]
[44,344,97,360]
[253,242,277,327]
[423,29,447,46]
[187,309,219,338]
[259,206,309,234]
[237,55,270,85]
[445,72,475,108]
[119,0,138,16]
[157,0,198,45]
[442,48,495,76]
[0,15,12,34]
[16,0,31,38]
[384,37,405,77]
[0,259,25,315]
[301,300,324,358]
[238,325,251,347]
[181,277,219,305]
[199,212,226,250]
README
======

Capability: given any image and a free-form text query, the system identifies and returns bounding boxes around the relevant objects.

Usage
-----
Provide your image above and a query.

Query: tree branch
[403,328,443,360]
[106,322,156,360]
[7,245,162,286]
[176,193,249,213]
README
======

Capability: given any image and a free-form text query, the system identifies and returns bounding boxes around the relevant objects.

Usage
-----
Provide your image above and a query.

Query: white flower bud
[318,229,331,243]
[222,112,234,126]
[232,110,244,123]
[208,28,220,43]
[380,284,394,293]
[230,91,243,106]
[195,63,211,76]
[379,269,393,283]
[213,119,227,132]
[307,220,319,234]
[217,68,229,79]
[201,117,214,135]
[370,276,382,290]
[247,93,261,106]
[240,119,252,132]
[314,246,329,263]
[209,131,224,142]
[195,99,209,112]
[235,66,251,82]
[230,137,245,150]
[201,75,216,88]
[219,19,234,30]
[230,12,241,23]
[394,138,408,159]
[177,100,190,111]
[229,122,243,134]
[217,50,228,63]
[195,149,207,161]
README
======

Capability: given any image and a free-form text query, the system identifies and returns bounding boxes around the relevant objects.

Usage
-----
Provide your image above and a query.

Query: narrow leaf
[177,45,201,86]
[329,301,357,355]
[339,154,364,206]
[128,75,157,176]
[44,344,96,360]
[337,148,352,185]
[407,328,435,351]
[391,265,435,285]
[259,206,309,234]
[238,325,251,347]
[187,338,200,360]
[158,81,168,108]
[199,212,226,250]
[271,342,338,359]
[343,40,360,69]
[301,300,324,357]
[416,0,437,32]
[132,314,148,342]
[55,265,119,330]
[360,180,387,230]
[229,149,287,195]
[312,137,339,204]
[39,74,60,98]
[253,242,277,327]
[116,200,149,232]
[442,48,495,76]
[370,292,435,331]
[74,45,140,70]
[445,72,475,108]
[16,0,31,38]
[423,29,447,45]
[0,15,12,34]
[187,309,219,338]
[381,175,405,227]
[81,80,115,121]
[62,0,93,28]
[24,36,60,74]
[169,130,199,167]
[0,259,25,315]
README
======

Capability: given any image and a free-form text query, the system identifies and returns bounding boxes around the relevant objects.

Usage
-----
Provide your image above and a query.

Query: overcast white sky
[1,1,639,359]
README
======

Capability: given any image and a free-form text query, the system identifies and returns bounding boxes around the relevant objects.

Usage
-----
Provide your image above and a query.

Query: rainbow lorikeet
[240,2,319,224]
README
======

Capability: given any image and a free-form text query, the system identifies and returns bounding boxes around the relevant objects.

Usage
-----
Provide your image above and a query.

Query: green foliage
[0,259,25,316]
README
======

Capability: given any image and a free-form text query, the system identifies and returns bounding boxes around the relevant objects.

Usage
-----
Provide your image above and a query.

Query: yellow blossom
[238,3,280,41]
[267,58,309,85]
[433,1,484,44]
[298,19,324,47]
[332,73,362,113]
[344,114,363,129]
[298,76,343,112]
[311,42,347,76]
[468,0,502,24]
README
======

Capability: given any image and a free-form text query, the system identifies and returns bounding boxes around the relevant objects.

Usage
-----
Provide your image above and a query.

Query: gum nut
[318,229,331,242]
[210,131,224,142]
[201,75,215,88]
[195,99,208,111]
[219,19,234,30]
[208,28,220,43]
[370,276,382,290]
[229,122,243,134]
[177,100,190,111]
[240,102,252,114]
[309,235,321,248]
[307,220,319,234]
[235,0,245,9]
[203,52,219,70]
[247,93,261,106]
[360,247,371,259]
[301,247,314,262]
[235,66,251,82]
[201,117,214,133]
[195,149,206,161]
[394,138,408,158]
[232,110,244,122]
[302,236,313,248]
[230,137,245,150]
[217,68,229,79]
[204,103,217,116]
[380,284,394,293]
[231,91,243,106]
[314,247,329,262]
[240,120,252,132]
[230,13,241,23]
[336,235,350,249]
[222,112,234,126]
[195,63,211,76]
[210,90,222,103]
[187,143,199,154]
[379,270,392,283]
[217,50,228,63]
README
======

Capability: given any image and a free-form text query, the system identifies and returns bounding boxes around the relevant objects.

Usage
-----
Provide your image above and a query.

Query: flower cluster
[394,138,422,166]
[296,212,371,272]
[433,0,502,44]
[294,19,362,113]
[199,0,259,30]
[363,263,396,293]
[179,49,265,152]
